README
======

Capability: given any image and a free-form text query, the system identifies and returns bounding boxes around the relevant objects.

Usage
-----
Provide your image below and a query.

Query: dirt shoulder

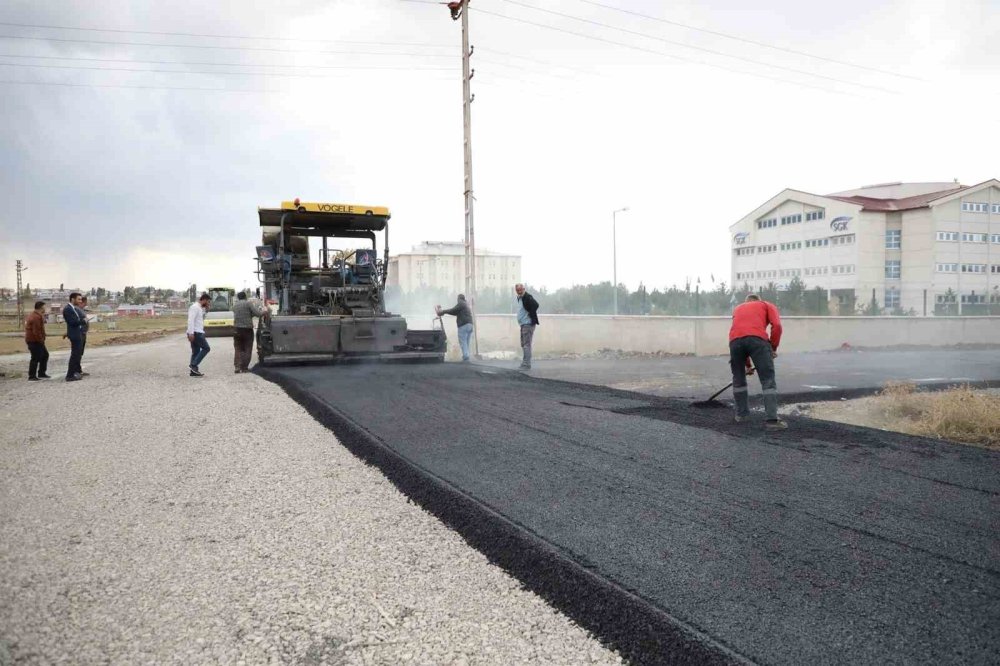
[0,315,187,355]
[784,385,1000,450]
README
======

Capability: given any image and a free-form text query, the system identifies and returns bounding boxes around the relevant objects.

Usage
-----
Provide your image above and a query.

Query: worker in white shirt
[186,293,212,377]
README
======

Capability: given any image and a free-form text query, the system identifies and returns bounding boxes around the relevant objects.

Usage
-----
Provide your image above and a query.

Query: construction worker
[436,294,473,362]
[232,291,266,373]
[729,293,786,429]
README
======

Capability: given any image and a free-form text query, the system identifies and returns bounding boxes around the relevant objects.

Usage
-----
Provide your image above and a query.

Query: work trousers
[457,323,473,361]
[189,333,211,368]
[520,324,536,368]
[730,335,779,420]
[27,341,49,378]
[66,335,83,379]
[233,328,255,371]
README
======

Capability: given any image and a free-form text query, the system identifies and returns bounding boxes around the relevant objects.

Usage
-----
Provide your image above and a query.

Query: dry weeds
[792,383,1000,449]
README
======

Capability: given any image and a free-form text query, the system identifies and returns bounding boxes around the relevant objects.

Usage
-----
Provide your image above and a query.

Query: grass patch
[0,315,187,355]
[877,382,1000,448]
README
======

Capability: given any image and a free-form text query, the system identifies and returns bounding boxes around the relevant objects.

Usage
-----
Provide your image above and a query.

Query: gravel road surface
[261,361,1000,665]
[0,338,621,665]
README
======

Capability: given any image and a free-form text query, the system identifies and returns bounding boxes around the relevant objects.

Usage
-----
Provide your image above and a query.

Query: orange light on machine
[293,197,300,206]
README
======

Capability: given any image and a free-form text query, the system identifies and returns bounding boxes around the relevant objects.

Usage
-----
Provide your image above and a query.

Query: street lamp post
[612,207,629,316]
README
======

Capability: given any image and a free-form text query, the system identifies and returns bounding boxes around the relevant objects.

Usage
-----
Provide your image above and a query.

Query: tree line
[387,278,926,317]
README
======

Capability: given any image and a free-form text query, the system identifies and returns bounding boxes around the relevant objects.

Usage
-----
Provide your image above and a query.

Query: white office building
[730,179,1000,314]
[388,241,521,294]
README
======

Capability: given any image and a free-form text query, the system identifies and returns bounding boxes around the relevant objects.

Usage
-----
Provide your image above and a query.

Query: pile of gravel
[0,337,620,664]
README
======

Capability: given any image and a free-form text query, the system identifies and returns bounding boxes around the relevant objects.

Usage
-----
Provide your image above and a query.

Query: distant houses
[116,304,157,317]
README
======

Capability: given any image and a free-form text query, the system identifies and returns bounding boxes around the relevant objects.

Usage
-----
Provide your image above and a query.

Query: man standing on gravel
[62,292,85,382]
[514,284,539,370]
[77,295,90,376]
[25,301,51,381]
[232,290,265,373]
[730,293,786,430]
[436,294,474,362]
[187,293,211,377]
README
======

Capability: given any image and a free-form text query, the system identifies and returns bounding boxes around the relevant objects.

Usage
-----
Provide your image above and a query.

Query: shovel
[690,364,756,408]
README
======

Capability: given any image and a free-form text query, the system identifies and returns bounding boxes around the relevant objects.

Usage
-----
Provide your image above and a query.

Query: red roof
[827,186,967,212]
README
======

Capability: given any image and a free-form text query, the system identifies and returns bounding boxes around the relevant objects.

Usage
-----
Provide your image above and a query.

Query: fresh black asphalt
[259,362,1000,665]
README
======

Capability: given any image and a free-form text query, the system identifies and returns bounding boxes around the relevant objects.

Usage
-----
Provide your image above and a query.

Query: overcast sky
[1,0,997,294]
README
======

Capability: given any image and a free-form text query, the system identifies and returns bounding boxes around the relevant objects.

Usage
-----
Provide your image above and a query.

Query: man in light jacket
[187,293,212,377]
[514,283,540,370]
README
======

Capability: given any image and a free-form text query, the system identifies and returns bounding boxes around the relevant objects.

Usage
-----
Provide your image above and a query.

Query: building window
[885,260,901,279]
[832,264,855,275]
[936,263,958,273]
[935,293,956,304]
[805,238,829,248]
[831,234,855,245]
[734,247,755,256]
[993,204,1000,214]
[991,265,1000,274]
[961,263,987,273]
[756,218,777,229]
[779,241,802,251]
[962,202,988,213]
[992,234,1000,244]
[962,232,987,243]
[780,214,802,225]
[937,231,959,242]
[757,244,777,254]
[884,289,900,309]
[805,210,825,221]
[885,229,901,249]
[961,293,986,304]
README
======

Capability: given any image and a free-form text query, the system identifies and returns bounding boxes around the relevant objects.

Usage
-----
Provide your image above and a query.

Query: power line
[0,53,456,72]
[0,33,455,58]
[0,61,456,79]
[477,46,606,77]
[0,78,270,92]
[0,77,453,93]
[0,19,597,77]
[570,0,922,81]
[473,8,873,97]
[0,20,451,48]
[492,0,898,94]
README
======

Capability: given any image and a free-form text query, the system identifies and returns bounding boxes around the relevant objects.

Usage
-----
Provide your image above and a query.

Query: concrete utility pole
[612,207,629,315]
[15,259,26,328]
[448,1,476,302]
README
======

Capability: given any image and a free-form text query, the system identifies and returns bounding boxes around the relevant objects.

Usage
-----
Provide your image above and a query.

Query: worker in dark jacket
[62,292,85,382]
[25,301,51,381]
[436,294,474,362]
[730,293,785,429]
[514,283,540,370]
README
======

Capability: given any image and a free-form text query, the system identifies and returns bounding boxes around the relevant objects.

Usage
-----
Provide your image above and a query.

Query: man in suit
[62,292,85,382]
[514,283,540,370]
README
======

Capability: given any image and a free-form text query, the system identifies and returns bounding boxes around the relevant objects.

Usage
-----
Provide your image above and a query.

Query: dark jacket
[62,303,84,338]
[440,299,473,328]
[25,311,46,343]
[520,293,540,326]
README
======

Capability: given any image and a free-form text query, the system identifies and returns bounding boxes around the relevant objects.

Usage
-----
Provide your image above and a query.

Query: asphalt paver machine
[254,200,446,364]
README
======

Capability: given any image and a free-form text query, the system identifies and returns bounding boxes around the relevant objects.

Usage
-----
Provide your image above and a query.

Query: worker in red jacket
[730,293,786,429]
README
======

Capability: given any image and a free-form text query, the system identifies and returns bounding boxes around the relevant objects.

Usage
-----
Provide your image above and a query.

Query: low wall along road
[424,314,1000,357]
